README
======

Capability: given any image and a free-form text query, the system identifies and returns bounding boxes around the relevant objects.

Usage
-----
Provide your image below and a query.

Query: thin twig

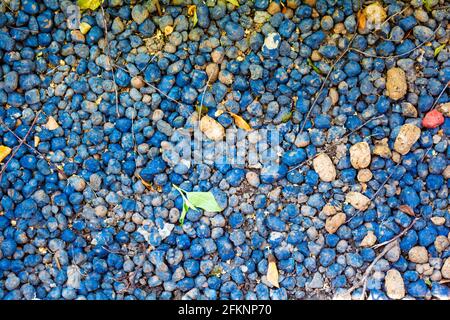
[430,81,450,111]
[0,111,41,181]
[288,114,384,173]
[299,32,358,135]
[0,119,66,177]
[346,161,401,223]
[357,241,398,299]
[372,217,419,250]
[113,63,185,108]
[351,23,442,59]
[100,5,120,117]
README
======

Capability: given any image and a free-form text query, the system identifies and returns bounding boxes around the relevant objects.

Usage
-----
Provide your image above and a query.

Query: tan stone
[325,212,346,234]
[435,236,450,253]
[205,63,219,82]
[357,169,373,182]
[386,68,407,100]
[346,192,371,211]
[394,124,421,155]
[402,102,418,118]
[131,76,144,89]
[373,138,392,159]
[313,153,336,182]
[200,116,225,141]
[437,102,450,117]
[267,1,281,15]
[350,142,371,169]
[360,231,377,247]
[385,269,405,300]
[442,258,450,279]
[431,217,446,226]
[329,88,339,105]
[444,166,450,179]
[408,246,428,264]
[321,204,337,216]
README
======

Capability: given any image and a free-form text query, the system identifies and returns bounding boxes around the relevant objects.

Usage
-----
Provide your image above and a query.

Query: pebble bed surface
[0,0,449,300]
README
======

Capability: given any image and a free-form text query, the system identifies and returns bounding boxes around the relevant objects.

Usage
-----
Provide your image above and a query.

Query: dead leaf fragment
[229,112,252,131]
[363,2,387,30]
[267,254,279,288]
[137,173,155,191]
[399,205,415,217]
[0,146,12,163]
[357,10,366,31]
[44,116,59,130]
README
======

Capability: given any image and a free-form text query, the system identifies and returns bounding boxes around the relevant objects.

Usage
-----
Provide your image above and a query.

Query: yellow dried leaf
[34,136,40,147]
[226,0,240,7]
[45,116,59,130]
[267,254,279,288]
[363,2,387,30]
[79,22,92,34]
[229,112,252,131]
[0,146,12,163]
[187,5,198,27]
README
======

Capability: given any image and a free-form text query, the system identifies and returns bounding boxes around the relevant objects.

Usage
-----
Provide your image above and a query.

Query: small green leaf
[423,0,432,12]
[193,8,198,27]
[307,58,323,75]
[425,278,432,287]
[77,0,104,10]
[226,0,240,7]
[186,192,223,212]
[173,184,199,225]
[434,44,446,57]
[179,202,189,225]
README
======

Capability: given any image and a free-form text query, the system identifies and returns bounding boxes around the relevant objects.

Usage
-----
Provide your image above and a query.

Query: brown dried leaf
[399,205,415,217]
[357,10,366,31]
[267,254,279,288]
[137,173,154,191]
[229,112,252,131]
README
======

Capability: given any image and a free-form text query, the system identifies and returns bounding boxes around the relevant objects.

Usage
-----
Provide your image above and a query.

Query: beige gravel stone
[386,68,407,100]
[346,192,371,211]
[385,269,405,300]
[267,1,281,14]
[325,212,346,234]
[329,88,339,105]
[350,142,371,169]
[443,166,450,179]
[373,138,392,159]
[205,63,219,82]
[435,236,450,253]
[431,217,446,226]
[408,246,428,264]
[442,258,450,279]
[200,116,225,141]
[437,102,450,117]
[402,102,418,118]
[321,204,337,216]
[360,231,377,247]
[357,169,373,182]
[313,153,336,182]
[131,76,144,89]
[394,124,421,155]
